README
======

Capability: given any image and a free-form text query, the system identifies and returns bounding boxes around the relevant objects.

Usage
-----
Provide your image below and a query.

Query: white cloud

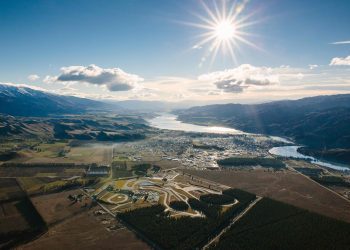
[43,75,58,84]
[308,64,318,70]
[56,64,143,91]
[330,55,350,66]
[27,74,40,82]
[330,40,350,45]
[198,64,280,93]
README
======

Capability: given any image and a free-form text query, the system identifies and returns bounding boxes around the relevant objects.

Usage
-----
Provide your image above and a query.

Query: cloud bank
[330,55,350,66]
[57,64,143,91]
[198,64,280,93]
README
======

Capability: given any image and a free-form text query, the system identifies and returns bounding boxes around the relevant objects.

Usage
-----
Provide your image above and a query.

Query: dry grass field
[19,207,150,250]
[183,168,350,223]
[0,200,31,234]
[31,190,91,226]
[0,166,86,178]
[0,178,25,200]
[5,143,113,165]
[0,178,46,248]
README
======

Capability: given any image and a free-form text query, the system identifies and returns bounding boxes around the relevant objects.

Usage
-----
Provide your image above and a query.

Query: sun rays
[187,0,260,66]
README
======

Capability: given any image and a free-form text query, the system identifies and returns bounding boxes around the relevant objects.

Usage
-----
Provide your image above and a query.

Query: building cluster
[132,190,160,203]
[114,132,279,170]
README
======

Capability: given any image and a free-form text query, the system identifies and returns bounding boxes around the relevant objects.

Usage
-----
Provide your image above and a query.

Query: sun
[215,20,237,40]
[185,0,259,66]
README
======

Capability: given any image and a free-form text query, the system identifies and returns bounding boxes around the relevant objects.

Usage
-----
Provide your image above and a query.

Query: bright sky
[1,0,350,104]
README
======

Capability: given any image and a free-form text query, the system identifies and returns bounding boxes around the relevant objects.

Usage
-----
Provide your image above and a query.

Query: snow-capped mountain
[0,83,109,116]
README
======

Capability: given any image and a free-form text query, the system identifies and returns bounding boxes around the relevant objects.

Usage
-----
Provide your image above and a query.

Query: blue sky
[0,0,349,103]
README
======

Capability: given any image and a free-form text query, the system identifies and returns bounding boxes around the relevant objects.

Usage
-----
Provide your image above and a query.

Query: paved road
[202,196,263,250]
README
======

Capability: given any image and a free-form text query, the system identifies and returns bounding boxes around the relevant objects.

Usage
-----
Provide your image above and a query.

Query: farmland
[183,168,350,223]
[0,112,349,249]
[0,178,46,249]
[20,206,149,250]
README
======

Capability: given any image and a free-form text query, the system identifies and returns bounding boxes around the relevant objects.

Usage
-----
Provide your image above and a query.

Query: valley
[0,85,350,249]
[0,110,350,249]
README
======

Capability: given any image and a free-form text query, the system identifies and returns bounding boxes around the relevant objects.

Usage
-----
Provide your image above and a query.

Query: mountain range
[1,83,350,164]
[175,94,350,154]
[0,83,114,116]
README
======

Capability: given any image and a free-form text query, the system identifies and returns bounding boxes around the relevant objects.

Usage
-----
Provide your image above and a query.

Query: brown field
[0,200,31,234]
[20,144,113,165]
[19,208,150,250]
[0,178,29,233]
[183,168,350,223]
[3,142,113,165]
[31,189,91,226]
[0,166,86,178]
[0,178,25,200]
[0,199,45,249]
[0,179,45,249]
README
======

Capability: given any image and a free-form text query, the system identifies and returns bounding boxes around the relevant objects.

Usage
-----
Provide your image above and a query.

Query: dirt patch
[183,168,350,223]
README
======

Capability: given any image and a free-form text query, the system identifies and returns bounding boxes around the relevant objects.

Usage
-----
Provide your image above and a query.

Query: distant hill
[109,100,198,112]
[0,114,149,142]
[0,83,116,116]
[175,94,350,150]
[111,100,175,112]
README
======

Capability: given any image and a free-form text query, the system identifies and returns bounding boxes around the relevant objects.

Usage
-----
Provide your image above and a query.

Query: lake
[147,113,245,135]
[148,113,349,171]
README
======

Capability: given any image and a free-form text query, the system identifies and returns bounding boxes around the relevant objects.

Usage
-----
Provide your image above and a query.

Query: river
[269,146,349,171]
[147,113,349,171]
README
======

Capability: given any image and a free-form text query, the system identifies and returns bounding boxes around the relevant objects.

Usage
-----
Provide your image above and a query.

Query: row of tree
[118,188,257,249]
[211,197,350,250]
[217,157,286,169]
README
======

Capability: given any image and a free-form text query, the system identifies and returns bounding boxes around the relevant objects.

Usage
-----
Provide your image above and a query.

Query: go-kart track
[88,170,238,217]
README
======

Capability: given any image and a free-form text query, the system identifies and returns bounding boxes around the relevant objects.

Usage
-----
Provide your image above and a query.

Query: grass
[34,142,68,158]
[17,177,49,193]
[113,156,129,161]
[115,180,126,189]
[35,173,58,177]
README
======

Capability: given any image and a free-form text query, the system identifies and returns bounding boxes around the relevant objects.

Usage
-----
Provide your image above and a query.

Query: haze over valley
[1,0,350,249]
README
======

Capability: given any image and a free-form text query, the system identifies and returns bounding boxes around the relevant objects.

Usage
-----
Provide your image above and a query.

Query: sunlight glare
[187,0,260,66]
[215,20,236,40]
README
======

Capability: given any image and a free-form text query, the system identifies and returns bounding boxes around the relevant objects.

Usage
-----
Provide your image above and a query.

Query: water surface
[148,113,349,171]
[269,146,350,171]
[147,113,245,135]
